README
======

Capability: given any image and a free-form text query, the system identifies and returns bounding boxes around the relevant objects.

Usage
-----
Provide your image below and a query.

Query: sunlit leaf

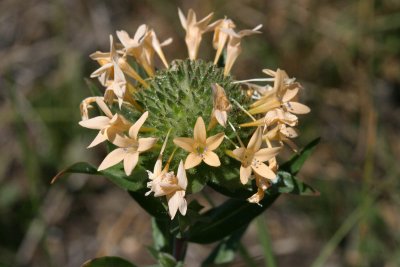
[52,162,147,192]
[185,192,279,244]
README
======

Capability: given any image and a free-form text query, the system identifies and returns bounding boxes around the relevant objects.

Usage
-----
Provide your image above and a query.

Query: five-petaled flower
[174,116,224,169]
[232,127,281,184]
[146,160,188,220]
[79,97,131,148]
[98,111,157,176]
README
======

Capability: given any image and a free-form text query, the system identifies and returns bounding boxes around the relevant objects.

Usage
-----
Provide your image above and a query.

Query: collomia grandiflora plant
[54,8,320,266]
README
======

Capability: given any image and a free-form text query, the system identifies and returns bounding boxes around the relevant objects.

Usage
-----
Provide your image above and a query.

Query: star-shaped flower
[97,111,157,175]
[174,116,224,169]
[146,160,188,220]
[212,17,236,64]
[222,24,262,75]
[116,25,172,76]
[79,98,131,148]
[248,69,310,115]
[231,127,281,184]
[178,8,216,60]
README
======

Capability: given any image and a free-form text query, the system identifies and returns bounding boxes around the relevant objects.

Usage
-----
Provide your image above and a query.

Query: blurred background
[1,0,400,266]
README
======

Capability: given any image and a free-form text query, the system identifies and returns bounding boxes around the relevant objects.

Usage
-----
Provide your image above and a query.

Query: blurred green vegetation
[1,0,400,266]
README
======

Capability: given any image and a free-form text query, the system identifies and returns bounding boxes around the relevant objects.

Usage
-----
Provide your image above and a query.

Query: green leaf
[281,137,320,175]
[277,171,319,196]
[81,256,137,267]
[85,78,103,96]
[185,192,279,244]
[158,253,183,267]
[129,190,168,219]
[205,159,253,199]
[52,162,147,192]
[202,225,248,266]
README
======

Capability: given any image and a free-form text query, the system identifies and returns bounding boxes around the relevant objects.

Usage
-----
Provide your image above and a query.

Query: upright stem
[172,237,188,262]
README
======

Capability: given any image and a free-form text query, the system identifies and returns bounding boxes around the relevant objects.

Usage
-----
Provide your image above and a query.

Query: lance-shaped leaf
[201,225,248,266]
[129,189,169,219]
[184,192,279,244]
[277,171,319,196]
[281,137,320,175]
[81,256,137,267]
[52,162,147,192]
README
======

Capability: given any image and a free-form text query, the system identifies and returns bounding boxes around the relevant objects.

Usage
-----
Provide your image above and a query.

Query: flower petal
[88,132,107,148]
[252,162,276,180]
[173,137,195,152]
[138,137,157,152]
[95,97,113,118]
[129,111,148,139]
[285,102,310,114]
[98,148,126,171]
[79,116,110,130]
[203,151,221,167]
[168,190,186,219]
[176,160,188,190]
[254,147,281,162]
[232,147,246,161]
[206,132,224,150]
[247,127,262,151]
[282,88,299,102]
[123,151,139,176]
[184,152,202,169]
[240,165,252,184]
[214,110,227,127]
[194,116,207,144]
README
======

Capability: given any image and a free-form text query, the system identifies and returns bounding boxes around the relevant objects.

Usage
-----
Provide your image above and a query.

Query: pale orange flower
[146,160,188,220]
[116,25,172,76]
[178,8,216,60]
[264,124,299,152]
[247,174,270,204]
[90,35,117,86]
[209,83,231,129]
[79,98,131,148]
[222,25,262,75]
[98,111,157,175]
[212,17,236,64]
[174,117,224,169]
[231,128,280,184]
[248,69,310,115]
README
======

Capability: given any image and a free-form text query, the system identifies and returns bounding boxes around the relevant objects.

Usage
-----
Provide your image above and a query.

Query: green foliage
[81,256,137,267]
[201,226,247,266]
[52,162,148,192]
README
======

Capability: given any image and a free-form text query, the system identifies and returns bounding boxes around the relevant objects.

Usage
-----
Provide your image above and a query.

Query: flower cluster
[79,8,310,219]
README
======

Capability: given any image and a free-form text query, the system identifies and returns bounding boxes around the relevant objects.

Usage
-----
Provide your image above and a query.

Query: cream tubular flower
[212,17,236,64]
[232,128,281,184]
[105,61,127,108]
[173,116,224,169]
[265,124,299,152]
[79,98,131,148]
[146,160,188,220]
[249,69,310,115]
[116,25,154,76]
[90,35,117,86]
[247,174,270,204]
[222,24,262,75]
[178,8,215,60]
[98,111,157,175]
[209,83,231,128]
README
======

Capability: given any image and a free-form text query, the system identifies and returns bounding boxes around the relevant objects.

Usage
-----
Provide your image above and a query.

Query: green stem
[256,216,277,267]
